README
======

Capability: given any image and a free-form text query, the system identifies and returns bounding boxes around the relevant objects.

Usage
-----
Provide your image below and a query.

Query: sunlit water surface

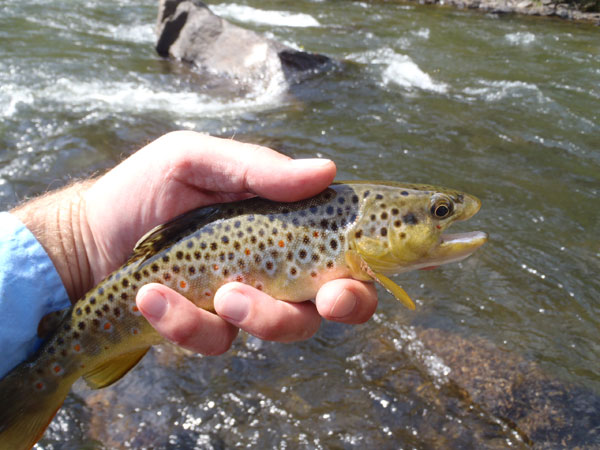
[1,0,599,448]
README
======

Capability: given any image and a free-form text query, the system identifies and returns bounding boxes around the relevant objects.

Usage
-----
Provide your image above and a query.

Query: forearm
[11,180,96,302]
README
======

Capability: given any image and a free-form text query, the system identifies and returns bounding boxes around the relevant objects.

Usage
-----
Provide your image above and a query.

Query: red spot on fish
[73,344,81,352]
[213,264,219,271]
[35,382,44,391]
[313,231,319,238]
[244,249,251,255]
[278,240,285,247]
[179,280,187,289]
[103,322,112,330]
[436,225,442,229]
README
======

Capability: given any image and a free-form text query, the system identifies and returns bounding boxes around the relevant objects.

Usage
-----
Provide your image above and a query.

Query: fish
[0,181,487,449]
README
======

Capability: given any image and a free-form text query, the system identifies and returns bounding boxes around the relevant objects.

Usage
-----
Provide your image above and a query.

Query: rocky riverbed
[403,0,600,23]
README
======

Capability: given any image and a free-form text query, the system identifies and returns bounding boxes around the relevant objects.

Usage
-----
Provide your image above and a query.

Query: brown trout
[0,181,487,449]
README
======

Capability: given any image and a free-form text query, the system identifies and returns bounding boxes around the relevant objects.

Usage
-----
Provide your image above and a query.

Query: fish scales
[0,181,488,449]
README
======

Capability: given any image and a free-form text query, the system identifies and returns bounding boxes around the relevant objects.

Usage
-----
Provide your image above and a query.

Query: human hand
[15,131,378,354]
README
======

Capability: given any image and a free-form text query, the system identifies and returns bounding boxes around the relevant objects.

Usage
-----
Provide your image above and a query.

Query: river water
[1,0,599,448]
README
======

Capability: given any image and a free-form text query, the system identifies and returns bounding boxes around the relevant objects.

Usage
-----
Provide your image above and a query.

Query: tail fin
[0,364,70,450]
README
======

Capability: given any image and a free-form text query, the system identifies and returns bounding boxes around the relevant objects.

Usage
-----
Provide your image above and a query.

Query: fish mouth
[422,231,488,269]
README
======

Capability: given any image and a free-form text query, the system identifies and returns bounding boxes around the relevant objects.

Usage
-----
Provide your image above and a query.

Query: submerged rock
[155,0,332,97]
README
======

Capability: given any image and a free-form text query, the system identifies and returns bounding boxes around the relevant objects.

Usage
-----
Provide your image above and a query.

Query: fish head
[350,183,487,275]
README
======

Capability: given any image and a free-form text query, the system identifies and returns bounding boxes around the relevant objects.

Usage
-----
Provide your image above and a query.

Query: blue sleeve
[0,212,71,378]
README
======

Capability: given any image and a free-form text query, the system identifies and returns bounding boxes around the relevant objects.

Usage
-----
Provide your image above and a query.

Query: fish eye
[430,199,453,219]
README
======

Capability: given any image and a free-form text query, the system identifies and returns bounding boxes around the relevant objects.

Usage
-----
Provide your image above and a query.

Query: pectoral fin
[83,347,150,389]
[361,264,416,310]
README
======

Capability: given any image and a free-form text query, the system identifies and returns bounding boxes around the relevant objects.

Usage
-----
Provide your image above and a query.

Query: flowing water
[1,0,599,448]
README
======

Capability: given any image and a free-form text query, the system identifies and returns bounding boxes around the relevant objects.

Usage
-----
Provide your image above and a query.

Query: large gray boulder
[156,0,331,96]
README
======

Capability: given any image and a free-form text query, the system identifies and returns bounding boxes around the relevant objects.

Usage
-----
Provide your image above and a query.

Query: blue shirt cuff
[0,212,71,378]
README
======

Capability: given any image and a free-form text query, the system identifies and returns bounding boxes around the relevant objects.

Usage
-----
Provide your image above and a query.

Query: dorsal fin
[129,205,221,264]
[83,348,150,389]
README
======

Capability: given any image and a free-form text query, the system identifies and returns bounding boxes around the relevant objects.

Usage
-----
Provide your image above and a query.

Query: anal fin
[84,347,150,389]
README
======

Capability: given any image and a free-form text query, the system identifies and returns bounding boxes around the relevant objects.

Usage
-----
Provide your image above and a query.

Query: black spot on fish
[268,214,275,222]
[391,208,399,216]
[176,251,183,260]
[134,272,141,281]
[312,253,320,262]
[219,253,225,262]
[223,268,229,276]
[287,251,293,261]
[98,288,104,295]
[199,265,206,273]
[286,232,293,242]
[303,235,310,245]
[355,230,363,239]
[200,242,207,250]
[250,236,257,244]
[121,293,128,300]
[185,254,191,261]
[189,266,196,275]
[63,323,71,331]
[187,241,194,248]
[173,265,180,273]
[113,307,121,317]
[299,249,307,259]
[338,197,346,205]
[326,261,334,269]
[162,255,170,263]
[370,214,376,221]
[272,227,278,235]
[92,319,100,328]
[330,239,338,250]
[89,297,96,305]
[47,346,55,355]
[400,232,407,239]
[102,304,110,312]
[254,255,262,264]
[95,310,102,317]
[228,252,235,261]
[267,238,274,246]
[258,242,266,251]
[331,222,339,232]
[72,332,80,339]
[238,259,245,269]
[309,206,318,214]
[122,279,129,288]
[224,225,231,232]
[221,236,229,244]
[164,272,171,281]
[376,194,383,200]
[401,191,409,196]
[403,213,418,225]
[143,269,150,277]
[290,267,297,276]
[266,261,274,270]
[210,242,217,251]
[78,322,85,330]
[320,219,329,229]
[394,220,402,227]
[259,229,265,237]
[381,228,388,237]
[151,264,159,272]
[76,308,82,316]
[234,241,241,250]
[107,293,114,302]
[352,195,359,204]
[282,208,290,215]
[363,190,370,198]
[326,206,334,215]
[381,212,388,220]
[85,306,91,314]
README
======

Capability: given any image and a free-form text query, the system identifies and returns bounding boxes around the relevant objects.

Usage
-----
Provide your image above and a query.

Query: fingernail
[329,289,357,319]
[216,289,250,323]
[290,158,333,169]
[139,288,168,320]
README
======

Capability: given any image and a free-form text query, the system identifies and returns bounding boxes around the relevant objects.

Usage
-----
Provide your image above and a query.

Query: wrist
[11,181,95,302]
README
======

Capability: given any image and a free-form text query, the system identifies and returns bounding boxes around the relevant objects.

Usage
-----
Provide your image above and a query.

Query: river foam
[209,3,320,27]
[348,48,448,93]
